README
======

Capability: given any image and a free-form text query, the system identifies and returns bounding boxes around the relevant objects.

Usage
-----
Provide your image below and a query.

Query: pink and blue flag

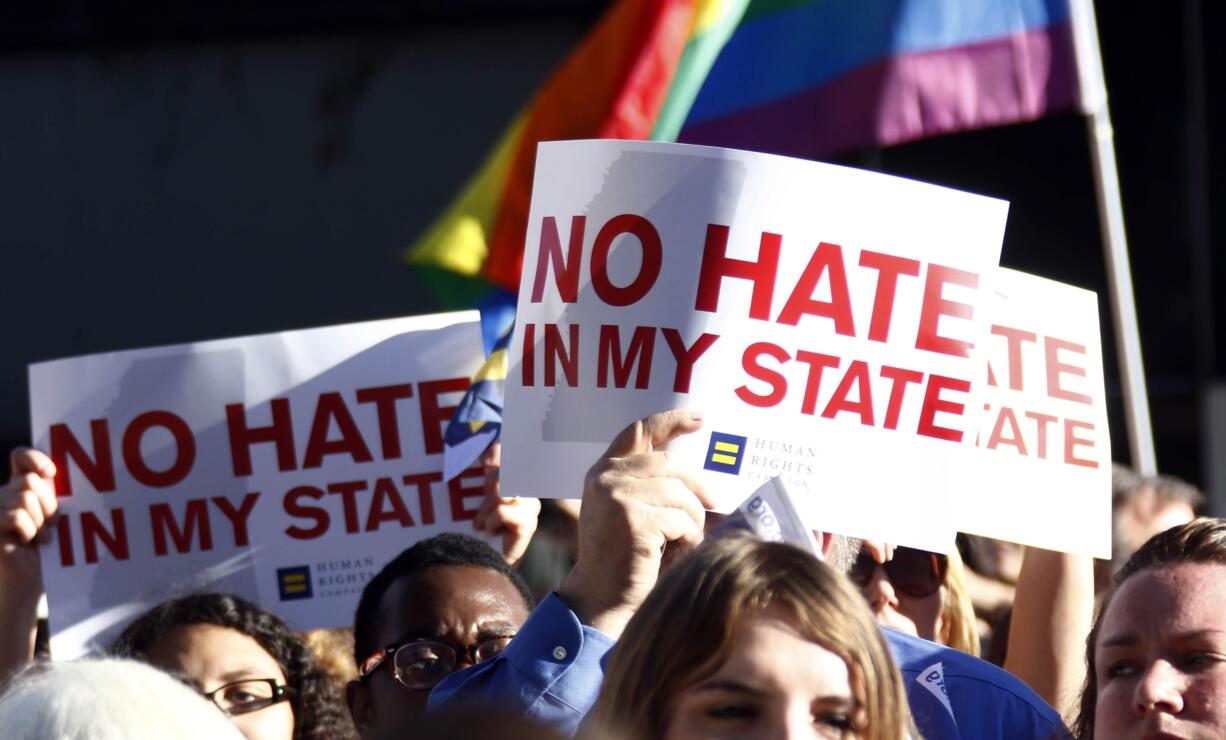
[678,0,1088,159]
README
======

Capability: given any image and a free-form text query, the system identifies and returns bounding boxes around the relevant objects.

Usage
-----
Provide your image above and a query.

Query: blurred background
[1,1,1222,505]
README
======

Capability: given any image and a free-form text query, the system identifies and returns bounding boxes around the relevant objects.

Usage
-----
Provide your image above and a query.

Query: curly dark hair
[110,592,352,740]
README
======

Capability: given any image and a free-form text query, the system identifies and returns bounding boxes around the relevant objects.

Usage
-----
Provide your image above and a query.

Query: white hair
[0,658,244,740]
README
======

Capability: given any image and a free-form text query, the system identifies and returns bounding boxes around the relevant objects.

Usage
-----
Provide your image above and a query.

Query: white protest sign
[951,268,1111,557]
[29,312,490,658]
[501,140,1008,552]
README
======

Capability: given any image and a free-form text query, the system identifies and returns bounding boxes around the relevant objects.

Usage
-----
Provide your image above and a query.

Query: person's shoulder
[883,628,1068,737]
[884,628,1038,695]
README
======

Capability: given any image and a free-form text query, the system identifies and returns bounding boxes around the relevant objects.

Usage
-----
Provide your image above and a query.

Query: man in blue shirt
[347,533,535,738]
[430,411,1069,739]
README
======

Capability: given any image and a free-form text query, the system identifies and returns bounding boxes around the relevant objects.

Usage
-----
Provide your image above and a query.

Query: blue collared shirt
[428,593,613,736]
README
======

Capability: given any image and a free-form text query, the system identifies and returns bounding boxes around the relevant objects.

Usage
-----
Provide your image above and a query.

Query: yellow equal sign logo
[704,432,748,475]
[710,440,740,465]
[277,566,313,601]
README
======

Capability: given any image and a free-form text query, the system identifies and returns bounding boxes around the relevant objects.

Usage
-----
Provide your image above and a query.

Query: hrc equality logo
[703,432,748,475]
[277,566,313,601]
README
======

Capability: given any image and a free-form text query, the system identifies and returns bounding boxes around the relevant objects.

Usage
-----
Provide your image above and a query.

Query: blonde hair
[300,627,358,686]
[942,548,980,657]
[588,535,911,740]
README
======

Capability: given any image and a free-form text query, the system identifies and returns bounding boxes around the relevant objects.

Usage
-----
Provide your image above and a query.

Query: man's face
[346,564,531,738]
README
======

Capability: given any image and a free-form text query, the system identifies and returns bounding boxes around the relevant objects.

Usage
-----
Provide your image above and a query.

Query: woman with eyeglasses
[847,544,979,657]
[587,534,913,739]
[111,592,352,740]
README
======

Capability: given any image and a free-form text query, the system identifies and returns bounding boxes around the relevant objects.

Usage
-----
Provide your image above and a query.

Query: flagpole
[1069,0,1158,474]
[1069,0,1157,474]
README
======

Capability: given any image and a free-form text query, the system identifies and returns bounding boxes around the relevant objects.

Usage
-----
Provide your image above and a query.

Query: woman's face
[1093,562,1226,739]
[666,606,861,739]
[143,623,296,740]
[855,556,946,644]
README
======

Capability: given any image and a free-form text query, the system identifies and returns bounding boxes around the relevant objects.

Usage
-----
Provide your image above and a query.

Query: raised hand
[0,447,58,684]
[472,442,542,567]
[557,410,711,639]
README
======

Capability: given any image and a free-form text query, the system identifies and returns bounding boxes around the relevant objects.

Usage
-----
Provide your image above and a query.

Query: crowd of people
[0,408,1217,738]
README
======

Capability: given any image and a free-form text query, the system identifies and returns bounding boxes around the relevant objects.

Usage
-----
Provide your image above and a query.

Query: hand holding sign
[503,139,1010,552]
[558,409,711,639]
[0,447,57,685]
[29,312,498,657]
[472,442,542,567]
[1,447,58,589]
[860,540,896,566]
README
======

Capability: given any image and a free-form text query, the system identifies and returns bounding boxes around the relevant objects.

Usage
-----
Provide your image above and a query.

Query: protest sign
[951,268,1111,557]
[501,139,1008,551]
[29,313,490,658]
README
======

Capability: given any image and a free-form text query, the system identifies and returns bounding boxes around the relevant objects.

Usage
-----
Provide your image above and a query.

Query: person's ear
[346,679,374,736]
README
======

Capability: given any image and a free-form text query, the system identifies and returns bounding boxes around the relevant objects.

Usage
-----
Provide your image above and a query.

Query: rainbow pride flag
[418,0,1092,471]
[406,0,1088,307]
[407,0,702,308]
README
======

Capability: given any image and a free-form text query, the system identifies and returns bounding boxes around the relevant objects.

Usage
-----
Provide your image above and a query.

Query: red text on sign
[282,467,484,540]
[520,324,719,394]
[733,341,971,442]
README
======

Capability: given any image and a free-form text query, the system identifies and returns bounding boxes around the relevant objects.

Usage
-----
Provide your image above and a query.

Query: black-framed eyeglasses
[358,635,514,691]
[848,546,948,598]
[202,678,291,717]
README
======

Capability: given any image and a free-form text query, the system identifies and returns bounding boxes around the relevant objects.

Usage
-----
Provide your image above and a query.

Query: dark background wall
[1,2,1220,498]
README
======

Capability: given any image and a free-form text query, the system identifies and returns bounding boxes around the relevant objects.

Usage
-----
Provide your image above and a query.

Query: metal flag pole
[1069,0,1157,474]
